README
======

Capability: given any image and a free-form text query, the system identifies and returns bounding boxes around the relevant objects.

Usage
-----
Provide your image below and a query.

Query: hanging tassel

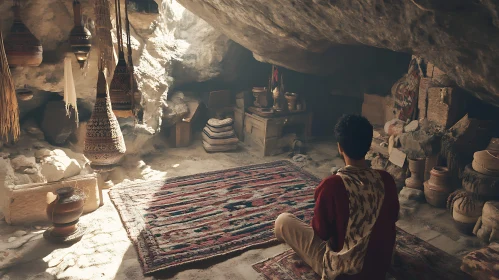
[64,57,79,126]
[0,29,20,142]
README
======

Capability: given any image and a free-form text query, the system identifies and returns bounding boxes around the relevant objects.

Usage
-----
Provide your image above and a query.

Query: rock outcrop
[0,0,248,133]
[176,0,499,107]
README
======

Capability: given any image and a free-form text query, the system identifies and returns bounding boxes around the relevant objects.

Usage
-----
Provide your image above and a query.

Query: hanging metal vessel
[69,0,92,69]
[109,51,133,117]
[4,2,43,67]
[84,69,126,167]
[16,85,33,101]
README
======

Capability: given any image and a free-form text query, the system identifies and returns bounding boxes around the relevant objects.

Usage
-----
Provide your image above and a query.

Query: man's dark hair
[334,114,373,160]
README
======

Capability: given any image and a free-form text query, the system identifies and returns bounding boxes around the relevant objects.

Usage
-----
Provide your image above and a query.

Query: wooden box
[244,112,313,156]
[234,107,245,141]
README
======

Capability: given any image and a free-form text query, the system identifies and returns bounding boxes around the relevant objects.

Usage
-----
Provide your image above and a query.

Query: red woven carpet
[253,228,471,280]
[109,160,321,274]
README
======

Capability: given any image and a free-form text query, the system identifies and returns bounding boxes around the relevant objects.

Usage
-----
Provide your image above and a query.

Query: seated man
[275,114,399,280]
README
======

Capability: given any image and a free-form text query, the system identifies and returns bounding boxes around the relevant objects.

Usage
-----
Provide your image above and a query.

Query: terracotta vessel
[69,0,92,69]
[405,158,425,190]
[4,3,43,67]
[285,92,298,111]
[462,164,499,200]
[424,155,439,181]
[452,195,484,235]
[84,69,126,166]
[46,187,84,237]
[109,52,133,118]
[472,150,499,177]
[424,166,452,208]
[252,87,266,107]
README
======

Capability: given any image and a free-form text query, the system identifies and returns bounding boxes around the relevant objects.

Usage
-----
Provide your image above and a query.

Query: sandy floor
[0,140,485,280]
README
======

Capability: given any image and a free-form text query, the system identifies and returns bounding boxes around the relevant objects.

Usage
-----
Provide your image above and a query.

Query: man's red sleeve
[311,177,339,241]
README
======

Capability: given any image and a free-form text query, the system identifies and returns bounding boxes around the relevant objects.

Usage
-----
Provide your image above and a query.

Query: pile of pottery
[202,118,238,152]
[449,138,499,235]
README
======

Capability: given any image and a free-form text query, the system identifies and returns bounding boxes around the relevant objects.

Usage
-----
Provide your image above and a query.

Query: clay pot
[472,150,499,177]
[84,69,126,166]
[405,158,425,190]
[4,4,43,67]
[252,87,267,107]
[285,93,298,111]
[109,52,133,118]
[424,155,439,181]
[449,192,485,235]
[69,0,92,69]
[424,166,452,208]
[46,187,84,237]
[462,164,499,200]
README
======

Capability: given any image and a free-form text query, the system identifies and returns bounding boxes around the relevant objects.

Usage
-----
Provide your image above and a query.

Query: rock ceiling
[177,0,499,107]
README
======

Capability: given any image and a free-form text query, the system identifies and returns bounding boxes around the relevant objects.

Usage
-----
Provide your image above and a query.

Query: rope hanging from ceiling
[109,0,134,118]
[0,29,20,142]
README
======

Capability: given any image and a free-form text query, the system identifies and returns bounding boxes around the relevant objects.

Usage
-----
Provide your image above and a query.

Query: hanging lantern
[4,1,43,67]
[84,69,126,167]
[109,52,133,117]
[109,0,133,118]
[16,85,33,101]
[69,0,92,69]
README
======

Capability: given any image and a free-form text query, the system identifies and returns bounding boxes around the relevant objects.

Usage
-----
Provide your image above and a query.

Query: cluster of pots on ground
[405,138,499,241]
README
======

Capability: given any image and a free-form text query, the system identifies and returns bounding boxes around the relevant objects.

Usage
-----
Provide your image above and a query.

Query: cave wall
[176,0,499,107]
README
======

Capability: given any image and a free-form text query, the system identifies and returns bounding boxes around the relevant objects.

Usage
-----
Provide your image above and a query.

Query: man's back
[312,169,400,279]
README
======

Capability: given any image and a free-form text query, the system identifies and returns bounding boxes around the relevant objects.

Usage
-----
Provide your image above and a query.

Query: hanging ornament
[16,85,33,101]
[125,0,140,119]
[84,66,126,167]
[69,0,92,69]
[63,57,79,125]
[0,30,20,142]
[109,0,133,118]
[94,0,114,78]
[4,0,43,67]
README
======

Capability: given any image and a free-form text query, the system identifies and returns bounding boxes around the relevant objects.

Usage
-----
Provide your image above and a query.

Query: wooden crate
[170,101,200,148]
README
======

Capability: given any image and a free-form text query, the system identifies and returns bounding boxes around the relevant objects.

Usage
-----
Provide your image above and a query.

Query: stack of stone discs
[202,118,238,152]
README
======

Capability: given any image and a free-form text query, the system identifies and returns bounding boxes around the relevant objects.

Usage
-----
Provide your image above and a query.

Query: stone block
[427,87,466,128]
[2,174,99,225]
[426,62,454,87]
[399,187,424,202]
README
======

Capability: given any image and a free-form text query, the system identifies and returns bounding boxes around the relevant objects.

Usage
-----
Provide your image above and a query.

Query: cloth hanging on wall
[64,57,79,125]
[0,30,20,142]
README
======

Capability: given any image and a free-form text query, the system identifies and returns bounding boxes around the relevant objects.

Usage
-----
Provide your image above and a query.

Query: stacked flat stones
[202,118,238,152]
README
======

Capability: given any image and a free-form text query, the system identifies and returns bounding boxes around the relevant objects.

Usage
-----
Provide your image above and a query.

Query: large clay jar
[424,166,452,208]
[405,158,425,190]
[84,69,126,167]
[4,3,43,67]
[448,190,485,235]
[46,187,84,237]
[472,150,499,177]
[462,164,499,200]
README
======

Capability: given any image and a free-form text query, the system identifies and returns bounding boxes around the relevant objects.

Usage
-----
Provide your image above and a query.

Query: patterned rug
[110,160,321,274]
[253,228,471,280]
